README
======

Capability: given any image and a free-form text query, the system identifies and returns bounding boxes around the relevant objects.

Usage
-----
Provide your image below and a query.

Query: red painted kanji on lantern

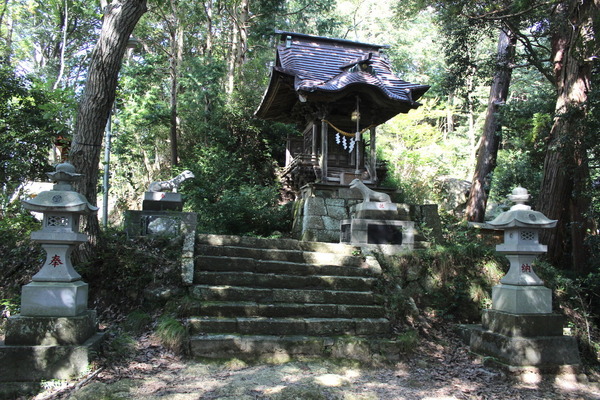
[49,254,63,267]
[521,264,532,273]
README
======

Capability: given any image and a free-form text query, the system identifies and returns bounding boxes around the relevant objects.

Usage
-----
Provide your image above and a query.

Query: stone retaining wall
[291,183,442,244]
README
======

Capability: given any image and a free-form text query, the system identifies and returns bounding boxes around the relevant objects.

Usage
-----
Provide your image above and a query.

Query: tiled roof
[255,31,429,130]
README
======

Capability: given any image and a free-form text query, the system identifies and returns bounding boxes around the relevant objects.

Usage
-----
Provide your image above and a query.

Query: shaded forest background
[2,0,600,321]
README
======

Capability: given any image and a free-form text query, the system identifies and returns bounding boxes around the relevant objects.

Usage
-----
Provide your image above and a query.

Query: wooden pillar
[354,131,362,174]
[311,122,318,162]
[370,126,377,183]
[320,119,328,181]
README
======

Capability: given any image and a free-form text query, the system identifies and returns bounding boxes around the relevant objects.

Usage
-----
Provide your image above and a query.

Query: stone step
[196,245,367,268]
[195,255,378,277]
[190,285,381,305]
[188,317,390,337]
[195,271,376,291]
[177,300,386,319]
[196,234,361,255]
[189,334,405,362]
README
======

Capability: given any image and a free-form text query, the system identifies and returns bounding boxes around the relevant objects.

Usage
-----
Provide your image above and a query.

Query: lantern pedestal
[492,284,552,314]
[20,281,89,317]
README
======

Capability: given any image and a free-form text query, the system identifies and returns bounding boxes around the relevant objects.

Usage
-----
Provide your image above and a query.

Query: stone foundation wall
[291,183,441,244]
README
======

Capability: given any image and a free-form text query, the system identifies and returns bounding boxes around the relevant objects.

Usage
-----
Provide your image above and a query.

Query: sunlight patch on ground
[261,385,287,395]
[314,373,350,387]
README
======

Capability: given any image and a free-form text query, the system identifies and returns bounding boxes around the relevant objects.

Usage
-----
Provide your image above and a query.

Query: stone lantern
[20,162,98,316]
[466,186,580,370]
[485,186,556,314]
[0,163,104,386]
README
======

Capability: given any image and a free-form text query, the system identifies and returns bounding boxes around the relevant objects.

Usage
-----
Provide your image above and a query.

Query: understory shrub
[80,229,183,320]
[376,216,507,330]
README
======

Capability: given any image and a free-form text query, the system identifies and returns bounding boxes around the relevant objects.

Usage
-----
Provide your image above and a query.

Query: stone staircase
[183,234,401,362]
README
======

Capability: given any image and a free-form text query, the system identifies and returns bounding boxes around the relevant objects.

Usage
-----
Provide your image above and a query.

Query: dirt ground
[29,323,600,400]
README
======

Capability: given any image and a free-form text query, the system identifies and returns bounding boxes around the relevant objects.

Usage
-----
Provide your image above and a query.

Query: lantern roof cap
[486,187,556,229]
[21,163,98,214]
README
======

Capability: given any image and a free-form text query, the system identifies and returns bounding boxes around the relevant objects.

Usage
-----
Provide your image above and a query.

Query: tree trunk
[69,0,147,241]
[537,0,597,272]
[204,0,213,57]
[225,0,249,95]
[465,29,516,222]
[168,0,183,167]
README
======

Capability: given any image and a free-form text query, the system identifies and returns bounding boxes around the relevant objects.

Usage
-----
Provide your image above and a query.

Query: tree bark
[69,0,147,240]
[537,0,597,272]
[225,0,249,95]
[465,29,516,222]
[168,0,183,166]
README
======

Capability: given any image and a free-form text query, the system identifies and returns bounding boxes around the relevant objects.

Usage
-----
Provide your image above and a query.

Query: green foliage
[80,230,183,317]
[104,332,137,360]
[378,99,469,203]
[155,315,188,354]
[122,310,152,335]
[0,208,44,306]
[0,67,58,198]
[183,146,292,237]
[534,260,600,365]
[377,219,506,325]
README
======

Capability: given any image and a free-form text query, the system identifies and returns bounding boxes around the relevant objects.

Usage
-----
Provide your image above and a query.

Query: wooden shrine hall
[255,30,429,195]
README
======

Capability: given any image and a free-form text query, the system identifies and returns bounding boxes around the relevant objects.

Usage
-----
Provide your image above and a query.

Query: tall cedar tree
[537,0,598,272]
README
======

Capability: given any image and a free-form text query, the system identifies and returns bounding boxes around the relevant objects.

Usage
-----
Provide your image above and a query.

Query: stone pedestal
[469,310,580,368]
[143,192,183,211]
[124,210,197,285]
[21,281,89,317]
[1,311,105,392]
[492,284,552,314]
[340,218,415,253]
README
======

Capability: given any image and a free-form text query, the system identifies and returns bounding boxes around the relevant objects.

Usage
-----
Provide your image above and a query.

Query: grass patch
[155,315,188,354]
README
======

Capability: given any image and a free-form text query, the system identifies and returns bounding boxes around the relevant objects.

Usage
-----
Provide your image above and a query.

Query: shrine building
[255,31,430,242]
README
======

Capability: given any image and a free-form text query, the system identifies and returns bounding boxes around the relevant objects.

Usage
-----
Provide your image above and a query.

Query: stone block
[304,197,326,216]
[5,311,97,346]
[469,329,580,367]
[307,318,355,335]
[322,216,341,232]
[482,309,564,337]
[21,281,88,317]
[123,210,197,238]
[492,284,552,314]
[325,198,346,208]
[325,204,348,220]
[237,318,306,335]
[142,192,183,211]
[0,332,105,382]
[303,216,325,230]
[340,219,415,247]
